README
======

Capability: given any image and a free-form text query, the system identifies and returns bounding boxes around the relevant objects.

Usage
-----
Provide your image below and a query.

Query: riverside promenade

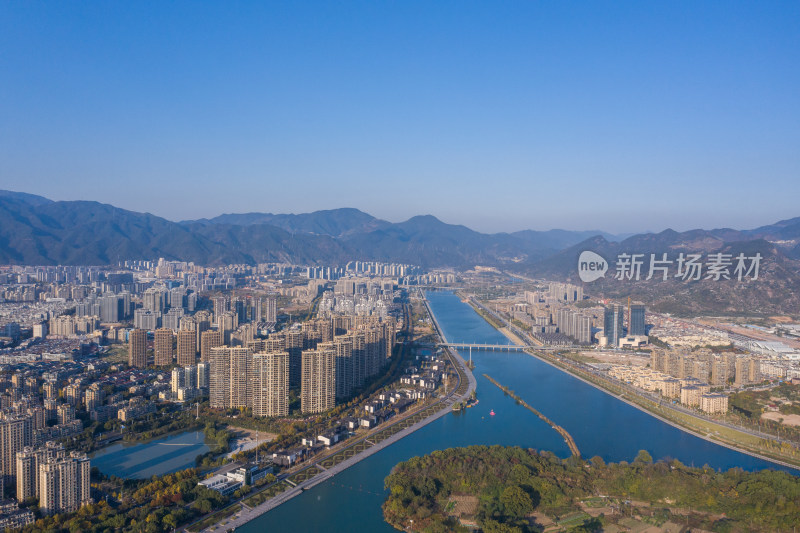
[199,293,476,532]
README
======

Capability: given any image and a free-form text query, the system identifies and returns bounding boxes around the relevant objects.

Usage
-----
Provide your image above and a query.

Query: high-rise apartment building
[43,382,57,400]
[142,287,166,313]
[171,366,198,396]
[133,308,160,331]
[548,282,583,302]
[38,451,91,515]
[265,296,277,323]
[209,347,252,409]
[177,330,197,366]
[16,441,65,501]
[212,297,228,325]
[734,357,761,387]
[99,294,123,323]
[162,307,185,331]
[282,330,304,387]
[326,335,355,399]
[218,311,238,345]
[252,352,289,417]
[711,357,731,386]
[0,417,26,488]
[300,348,336,414]
[197,362,210,391]
[200,330,222,363]
[128,329,147,368]
[153,328,174,366]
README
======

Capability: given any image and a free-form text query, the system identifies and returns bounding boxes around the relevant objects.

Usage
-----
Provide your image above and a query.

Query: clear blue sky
[1,1,798,234]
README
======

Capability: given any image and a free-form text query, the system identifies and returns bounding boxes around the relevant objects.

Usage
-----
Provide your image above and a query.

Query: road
[206,346,476,532]
[184,294,476,532]
[463,289,800,465]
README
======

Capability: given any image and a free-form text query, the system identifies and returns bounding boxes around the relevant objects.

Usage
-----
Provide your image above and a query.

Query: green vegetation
[185,504,241,533]
[466,301,503,329]
[727,383,800,442]
[124,410,203,443]
[104,344,129,363]
[20,469,229,533]
[730,391,764,419]
[383,445,800,533]
[64,407,205,454]
[242,479,288,507]
[648,335,669,348]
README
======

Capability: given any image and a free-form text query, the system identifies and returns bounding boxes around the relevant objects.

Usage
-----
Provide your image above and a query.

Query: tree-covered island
[383,445,800,532]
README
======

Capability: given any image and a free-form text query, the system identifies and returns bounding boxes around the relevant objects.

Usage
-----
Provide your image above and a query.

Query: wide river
[239,291,798,532]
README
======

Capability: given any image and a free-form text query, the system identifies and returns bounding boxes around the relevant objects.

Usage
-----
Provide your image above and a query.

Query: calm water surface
[91,429,209,479]
[238,291,798,532]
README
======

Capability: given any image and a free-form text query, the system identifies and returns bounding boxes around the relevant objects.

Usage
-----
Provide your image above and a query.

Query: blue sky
[1,2,798,234]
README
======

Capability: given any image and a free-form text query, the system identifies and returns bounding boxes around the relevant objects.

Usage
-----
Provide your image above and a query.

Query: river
[237,291,797,532]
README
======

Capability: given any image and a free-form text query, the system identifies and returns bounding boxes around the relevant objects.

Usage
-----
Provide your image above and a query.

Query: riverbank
[465,294,800,471]
[200,347,477,532]
[186,294,478,532]
[225,290,799,532]
[529,348,800,470]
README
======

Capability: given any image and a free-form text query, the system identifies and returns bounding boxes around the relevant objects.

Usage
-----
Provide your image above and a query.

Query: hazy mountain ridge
[0,192,628,267]
[183,207,392,238]
[1,190,799,308]
[515,230,800,316]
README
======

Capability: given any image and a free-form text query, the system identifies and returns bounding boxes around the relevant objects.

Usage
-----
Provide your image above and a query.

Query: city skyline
[2,3,800,530]
[2,2,799,233]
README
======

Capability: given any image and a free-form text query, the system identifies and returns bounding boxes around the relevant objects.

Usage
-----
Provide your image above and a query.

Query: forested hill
[383,445,800,533]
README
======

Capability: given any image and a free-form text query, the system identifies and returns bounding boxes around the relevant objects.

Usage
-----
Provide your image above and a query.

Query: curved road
[195,295,476,532]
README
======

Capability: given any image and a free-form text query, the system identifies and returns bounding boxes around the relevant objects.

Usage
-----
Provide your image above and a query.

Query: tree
[500,485,533,519]
[634,450,653,464]
[194,499,213,513]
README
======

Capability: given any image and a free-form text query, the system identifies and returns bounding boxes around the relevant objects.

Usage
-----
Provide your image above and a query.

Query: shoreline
[209,348,477,532]
[189,295,478,532]
[464,293,800,472]
[525,348,800,472]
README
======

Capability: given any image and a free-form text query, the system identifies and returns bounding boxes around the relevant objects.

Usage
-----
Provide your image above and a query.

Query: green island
[382,445,800,533]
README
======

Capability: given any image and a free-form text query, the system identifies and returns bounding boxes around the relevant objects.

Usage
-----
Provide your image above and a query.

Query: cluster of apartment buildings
[607,365,729,414]
[511,285,646,348]
[651,349,766,387]
[208,315,397,416]
[0,416,91,521]
[15,441,91,515]
[306,261,418,281]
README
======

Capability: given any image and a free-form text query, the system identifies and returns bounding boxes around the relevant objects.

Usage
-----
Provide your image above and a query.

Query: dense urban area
[1,260,800,531]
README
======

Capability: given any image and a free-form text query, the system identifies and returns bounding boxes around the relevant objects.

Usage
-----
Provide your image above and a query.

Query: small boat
[490,410,495,416]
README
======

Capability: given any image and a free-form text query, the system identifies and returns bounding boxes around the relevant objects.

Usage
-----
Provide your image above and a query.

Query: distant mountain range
[0,190,621,267]
[2,189,799,315]
[513,228,800,316]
